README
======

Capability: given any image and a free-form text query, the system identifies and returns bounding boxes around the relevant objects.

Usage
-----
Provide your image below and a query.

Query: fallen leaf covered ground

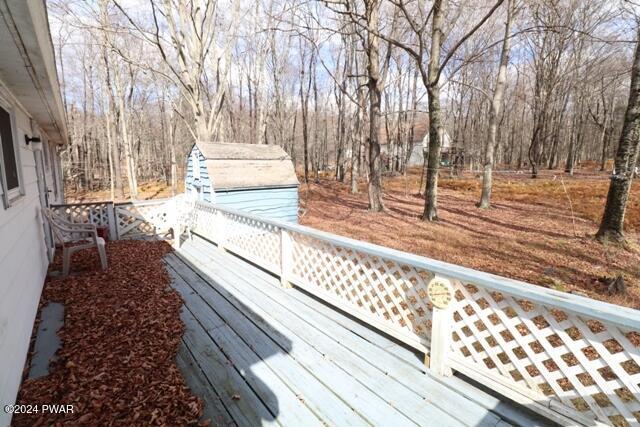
[299,167,640,308]
[14,240,202,426]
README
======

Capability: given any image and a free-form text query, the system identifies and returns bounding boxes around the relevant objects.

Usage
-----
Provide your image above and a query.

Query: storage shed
[185,142,299,222]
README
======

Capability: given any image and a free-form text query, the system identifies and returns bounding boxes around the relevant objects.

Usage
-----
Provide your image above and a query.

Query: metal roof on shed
[194,142,299,190]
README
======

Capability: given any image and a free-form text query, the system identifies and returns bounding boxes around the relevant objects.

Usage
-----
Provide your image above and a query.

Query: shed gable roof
[195,142,299,190]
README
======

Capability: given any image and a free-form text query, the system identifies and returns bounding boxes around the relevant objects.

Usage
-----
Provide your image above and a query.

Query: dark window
[0,106,19,191]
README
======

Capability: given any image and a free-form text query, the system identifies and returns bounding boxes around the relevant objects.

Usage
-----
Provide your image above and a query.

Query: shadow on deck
[167,235,555,427]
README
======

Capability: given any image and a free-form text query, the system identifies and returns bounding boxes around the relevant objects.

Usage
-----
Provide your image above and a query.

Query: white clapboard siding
[0,126,53,427]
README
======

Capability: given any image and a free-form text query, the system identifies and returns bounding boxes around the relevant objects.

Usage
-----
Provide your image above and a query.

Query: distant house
[380,120,456,167]
[185,142,299,223]
[0,2,67,423]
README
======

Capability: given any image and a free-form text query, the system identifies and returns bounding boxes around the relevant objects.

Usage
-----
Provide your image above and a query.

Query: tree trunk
[599,119,608,171]
[299,47,312,184]
[422,0,446,221]
[479,0,512,209]
[366,0,384,211]
[597,26,640,243]
[113,70,138,199]
[99,0,124,199]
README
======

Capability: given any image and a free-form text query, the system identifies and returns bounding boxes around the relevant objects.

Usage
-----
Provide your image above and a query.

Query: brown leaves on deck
[14,240,203,426]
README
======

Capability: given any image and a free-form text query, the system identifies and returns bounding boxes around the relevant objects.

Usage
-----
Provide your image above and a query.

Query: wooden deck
[166,235,554,427]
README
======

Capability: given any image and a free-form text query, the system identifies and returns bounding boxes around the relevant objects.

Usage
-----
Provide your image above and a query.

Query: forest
[50,0,639,253]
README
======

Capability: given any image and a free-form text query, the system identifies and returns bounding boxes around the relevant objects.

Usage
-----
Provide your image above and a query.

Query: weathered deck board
[171,266,324,427]
[174,248,477,426]
[168,261,366,426]
[180,309,277,426]
[168,234,557,426]
[185,235,554,427]
[194,238,553,427]
[175,341,236,426]
[167,255,424,426]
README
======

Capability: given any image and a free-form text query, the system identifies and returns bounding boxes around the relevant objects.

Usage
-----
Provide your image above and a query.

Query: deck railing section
[188,199,640,427]
[50,198,172,240]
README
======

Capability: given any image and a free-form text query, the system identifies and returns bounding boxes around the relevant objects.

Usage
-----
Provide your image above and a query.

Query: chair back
[41,208,91,245]
[42,208,68,245]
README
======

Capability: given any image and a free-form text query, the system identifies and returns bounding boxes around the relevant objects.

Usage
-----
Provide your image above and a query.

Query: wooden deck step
[171,237,512,426]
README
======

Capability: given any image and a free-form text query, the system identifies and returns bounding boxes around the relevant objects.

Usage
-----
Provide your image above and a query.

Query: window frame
[0,97,25,208]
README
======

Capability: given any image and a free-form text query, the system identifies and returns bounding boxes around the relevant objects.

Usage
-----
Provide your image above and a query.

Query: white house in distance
[0,1,67,423]
[380,120,454,167]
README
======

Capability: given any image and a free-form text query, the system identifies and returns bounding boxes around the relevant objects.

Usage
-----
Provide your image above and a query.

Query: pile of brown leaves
[14,240,202,426]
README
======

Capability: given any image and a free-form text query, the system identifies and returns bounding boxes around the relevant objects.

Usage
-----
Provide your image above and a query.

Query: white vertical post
[107,202,117,240]
[216,210,226,252]
[426,276,454,376]
[172,198,182,249]
[280,229,293,288]
[428,306,454,376]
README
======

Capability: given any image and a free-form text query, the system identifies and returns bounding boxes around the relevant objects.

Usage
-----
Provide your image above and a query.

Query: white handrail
[193,200,640,330]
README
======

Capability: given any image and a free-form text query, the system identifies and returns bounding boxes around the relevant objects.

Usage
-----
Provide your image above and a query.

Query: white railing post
[426,276,454,376]
[107,202,118,240]
[280,229,293,288]
[172,201,181,250]
[216,210,226,251]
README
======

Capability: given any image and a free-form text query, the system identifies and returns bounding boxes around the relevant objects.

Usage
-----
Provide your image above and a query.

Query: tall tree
[366,0,384,211]
[114,0,241,142]
[596,24,640,243]
[479,0,514,209]
[422,0,446,220]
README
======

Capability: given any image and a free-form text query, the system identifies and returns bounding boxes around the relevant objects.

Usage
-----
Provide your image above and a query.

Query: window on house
[0,105,21,204]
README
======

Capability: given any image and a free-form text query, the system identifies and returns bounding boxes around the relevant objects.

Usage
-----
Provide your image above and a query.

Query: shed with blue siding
[185,142,299,222]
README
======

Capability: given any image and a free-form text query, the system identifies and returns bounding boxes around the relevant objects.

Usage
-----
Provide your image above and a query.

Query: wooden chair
[42,208,108,277]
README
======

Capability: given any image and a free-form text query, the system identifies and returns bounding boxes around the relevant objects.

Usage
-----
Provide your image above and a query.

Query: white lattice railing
[186,199,640,427]
[50,198,173,240]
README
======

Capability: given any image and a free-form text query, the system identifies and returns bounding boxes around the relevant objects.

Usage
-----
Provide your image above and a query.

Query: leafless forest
[50,0,640,242]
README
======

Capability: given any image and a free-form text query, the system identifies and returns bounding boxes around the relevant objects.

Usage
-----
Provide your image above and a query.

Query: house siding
[214,187,299,223]
[185,145,212,201]
[0,83,61,426]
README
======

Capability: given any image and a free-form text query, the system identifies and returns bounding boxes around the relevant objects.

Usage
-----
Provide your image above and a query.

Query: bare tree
[479,0,514,209]
[114,0,241,142]
[366,0,384,211]
[597,24,640,243]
